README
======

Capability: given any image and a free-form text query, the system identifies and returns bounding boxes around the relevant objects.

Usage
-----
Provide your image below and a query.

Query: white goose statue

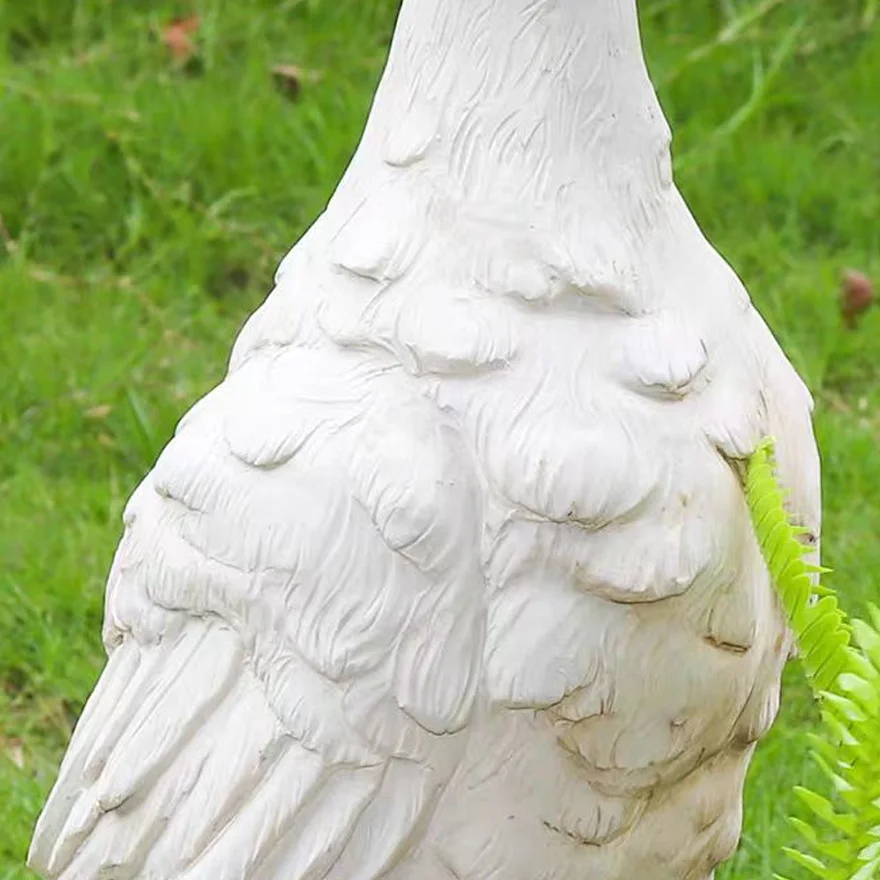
[28,0,820,878]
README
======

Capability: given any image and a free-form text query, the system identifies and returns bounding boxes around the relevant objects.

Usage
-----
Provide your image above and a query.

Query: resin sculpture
[29,1,820,877]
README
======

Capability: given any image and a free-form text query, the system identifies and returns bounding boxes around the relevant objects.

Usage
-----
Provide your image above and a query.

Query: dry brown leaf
[161,15,201,64]
[840,268,874,329]
[84,404,113,420]
[271,63,321,101]
[1,738,25,770]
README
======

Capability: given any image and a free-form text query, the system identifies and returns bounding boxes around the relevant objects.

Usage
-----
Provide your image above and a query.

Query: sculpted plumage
[28,1,820,878]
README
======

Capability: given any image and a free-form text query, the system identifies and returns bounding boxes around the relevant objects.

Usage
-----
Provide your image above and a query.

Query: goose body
[29,1,820,878]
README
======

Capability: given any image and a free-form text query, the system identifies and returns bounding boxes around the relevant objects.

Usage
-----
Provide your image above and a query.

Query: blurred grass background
[0,1,877,877]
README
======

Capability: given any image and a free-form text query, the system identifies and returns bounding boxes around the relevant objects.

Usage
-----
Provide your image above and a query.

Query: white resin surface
[29,1,820,878]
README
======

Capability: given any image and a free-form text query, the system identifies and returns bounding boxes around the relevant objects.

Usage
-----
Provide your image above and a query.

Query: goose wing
[29,344,486,880]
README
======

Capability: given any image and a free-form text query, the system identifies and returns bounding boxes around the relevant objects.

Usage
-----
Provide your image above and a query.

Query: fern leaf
[745,438,880,880]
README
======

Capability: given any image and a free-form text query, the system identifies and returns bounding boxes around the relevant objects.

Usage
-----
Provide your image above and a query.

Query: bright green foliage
[746,439,880,880]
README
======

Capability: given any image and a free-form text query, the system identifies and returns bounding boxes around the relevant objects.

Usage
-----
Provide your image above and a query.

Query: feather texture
[30,1,820,878]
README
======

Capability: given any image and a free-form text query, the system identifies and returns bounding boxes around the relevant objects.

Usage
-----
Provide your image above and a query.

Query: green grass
[0,1,877,877]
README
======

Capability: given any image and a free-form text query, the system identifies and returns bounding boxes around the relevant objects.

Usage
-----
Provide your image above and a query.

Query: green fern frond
[746,438,880,879]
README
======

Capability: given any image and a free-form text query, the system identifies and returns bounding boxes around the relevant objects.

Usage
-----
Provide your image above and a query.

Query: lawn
[0,0,878,877]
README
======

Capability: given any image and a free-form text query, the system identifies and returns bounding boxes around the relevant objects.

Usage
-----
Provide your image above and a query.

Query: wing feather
[244,764,383,880]
[97,623,241,811]
[150,673,287,868]
[29,346,485,880]
[322,760,441,880]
